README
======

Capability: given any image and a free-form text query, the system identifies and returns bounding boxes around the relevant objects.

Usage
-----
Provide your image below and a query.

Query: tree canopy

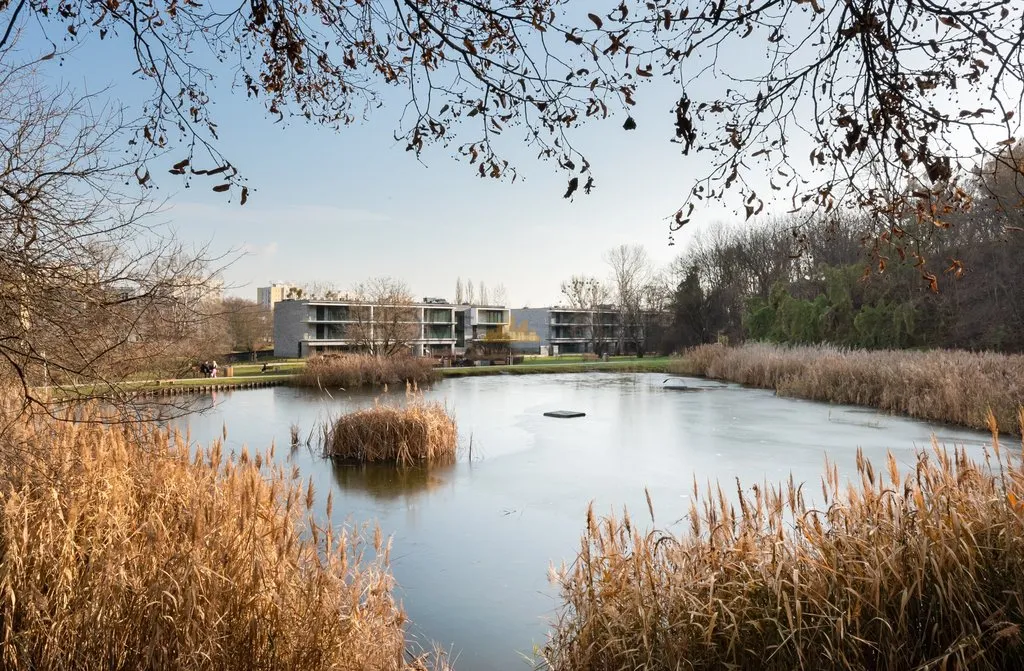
[4,0,1024,260]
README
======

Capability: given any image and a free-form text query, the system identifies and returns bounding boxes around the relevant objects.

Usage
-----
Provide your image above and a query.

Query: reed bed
[294,354,437,390]
[323,398,457,466]
[0,404,445,671]
[668,343,1024,432]
[543,416,1024,670]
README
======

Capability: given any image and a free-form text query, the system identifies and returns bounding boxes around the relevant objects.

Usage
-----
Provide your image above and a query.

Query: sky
[6,10,774,308]
[7,4,1019,307]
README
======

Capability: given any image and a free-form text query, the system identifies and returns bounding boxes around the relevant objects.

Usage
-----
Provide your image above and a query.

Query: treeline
[665,151,1024,352]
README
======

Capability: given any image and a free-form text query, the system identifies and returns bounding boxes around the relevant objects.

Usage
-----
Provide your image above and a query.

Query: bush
[323,398,457,466]
[0,405,442,671]
[543,425,1024,670]
[668,343,1024,432]
[294,353,437,389]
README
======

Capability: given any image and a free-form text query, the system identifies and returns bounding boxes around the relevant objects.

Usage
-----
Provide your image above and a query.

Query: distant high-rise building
[257,283,292,310]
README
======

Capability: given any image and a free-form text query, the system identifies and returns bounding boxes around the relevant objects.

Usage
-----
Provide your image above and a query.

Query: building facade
[511,307,620,354]
[257,283,293,310]
[511,307,667,355]
[274,299,510,358]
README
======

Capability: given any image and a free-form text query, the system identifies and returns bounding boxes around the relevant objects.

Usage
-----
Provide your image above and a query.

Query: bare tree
[465,279,476,306]
[561,275,613,355]
[0,51,223,416]
[302,281,341,300]
[454,277,464,304]
[605,245,654,355]
[491,283,509,307]
[221,298,272,360]
[479,282,489,306]
[347,277,418,358]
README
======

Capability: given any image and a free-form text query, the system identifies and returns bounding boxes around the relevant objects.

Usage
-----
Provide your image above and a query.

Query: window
[424,308,453,323]
[314,324,349,340]
[425,325,453,340]
[478,309,506,324]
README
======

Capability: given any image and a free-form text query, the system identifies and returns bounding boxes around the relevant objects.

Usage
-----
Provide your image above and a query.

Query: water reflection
[331,462,455,501]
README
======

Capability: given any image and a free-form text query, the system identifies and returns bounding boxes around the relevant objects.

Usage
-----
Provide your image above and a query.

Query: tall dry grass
[543,415,1024,670]
[0,405,444,671]
[668,343,1024,431]
[295,354,437,390]
[323,397,457,466]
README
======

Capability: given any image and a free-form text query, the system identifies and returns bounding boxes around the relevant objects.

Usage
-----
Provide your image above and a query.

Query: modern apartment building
[274,298,511,358]
[511,307,621,354]
[257,283,294,310]
[511,306,668,355]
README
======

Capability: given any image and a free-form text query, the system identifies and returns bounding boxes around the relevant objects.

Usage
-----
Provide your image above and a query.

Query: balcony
[476,309,508,325]
[423,308,455,324]
[423,325,455,340]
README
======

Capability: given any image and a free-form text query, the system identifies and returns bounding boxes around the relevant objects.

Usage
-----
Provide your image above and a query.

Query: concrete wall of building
[510,308,550,353]
[273,300,309,357]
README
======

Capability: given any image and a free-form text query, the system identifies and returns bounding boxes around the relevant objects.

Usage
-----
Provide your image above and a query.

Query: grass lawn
[49,356,672,397]
[520,354,649,365]
[157,374,295,387]
[438,356,672,377]
[229,361,306,377]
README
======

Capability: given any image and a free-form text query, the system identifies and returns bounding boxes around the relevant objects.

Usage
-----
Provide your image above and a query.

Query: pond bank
[114,357,675,395]
[669,343,1024,433]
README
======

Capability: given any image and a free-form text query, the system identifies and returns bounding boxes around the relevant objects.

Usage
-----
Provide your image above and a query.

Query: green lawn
[229,360,306,377]
[155,373,295,387]
[438,357,672,377]
[49,356,672,397]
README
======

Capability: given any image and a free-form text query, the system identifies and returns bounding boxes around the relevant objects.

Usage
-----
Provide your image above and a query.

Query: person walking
[210,361,218,378]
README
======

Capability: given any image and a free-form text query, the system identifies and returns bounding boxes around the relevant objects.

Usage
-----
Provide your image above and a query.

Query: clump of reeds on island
[668,342,1024,432]
[323,392,457,466]
[542,413,1024,671]
[0,401,446,671]
[295,353,437,390]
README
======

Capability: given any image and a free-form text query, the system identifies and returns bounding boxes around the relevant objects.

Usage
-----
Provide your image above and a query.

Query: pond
[176,372,990,670]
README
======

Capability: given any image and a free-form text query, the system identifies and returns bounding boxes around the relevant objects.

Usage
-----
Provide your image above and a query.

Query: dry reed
[0,404,445,671]
[323,397,457,466]
[543,414,1024,670]
[295,354,437,390]
[668,343,1024,432]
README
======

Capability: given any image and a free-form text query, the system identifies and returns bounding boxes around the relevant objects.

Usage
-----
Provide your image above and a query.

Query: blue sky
[13,16,762,306]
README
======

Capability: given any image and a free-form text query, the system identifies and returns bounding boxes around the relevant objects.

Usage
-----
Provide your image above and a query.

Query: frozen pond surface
[176,372,990,670]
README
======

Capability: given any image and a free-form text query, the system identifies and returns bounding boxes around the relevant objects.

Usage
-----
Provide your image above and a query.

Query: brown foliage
[0,403,445,670]
[294,354,437,390]
[544,431,1024,670]
[15,0,1024,246]
[323,397,457,467]
[669,343,1024,432]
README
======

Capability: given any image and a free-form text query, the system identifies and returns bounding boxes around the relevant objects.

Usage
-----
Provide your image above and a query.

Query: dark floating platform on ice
[544,410,586,419]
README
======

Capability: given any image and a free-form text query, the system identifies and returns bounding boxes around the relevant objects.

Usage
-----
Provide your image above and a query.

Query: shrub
[323,398,457,466]
[0,405,443,671]
[667,343,1024,432]
[294,353,437,390]
[543,420,1024,670]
